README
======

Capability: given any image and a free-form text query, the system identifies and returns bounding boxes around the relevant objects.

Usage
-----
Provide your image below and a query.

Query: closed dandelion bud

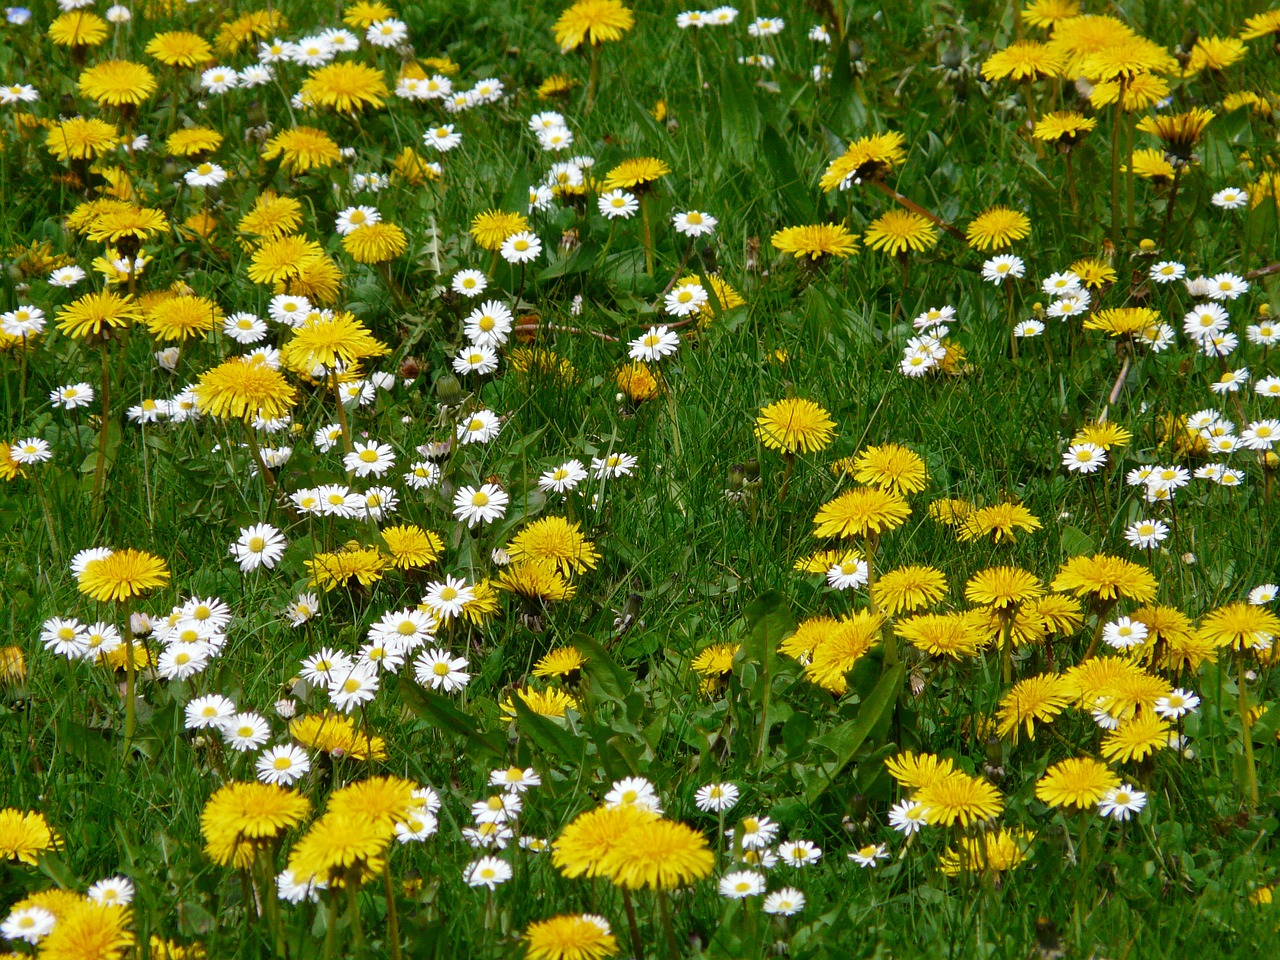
[743,459,761,483]
[848,793,868,821]
[1138,238,1157,253]
[1264,452,1279,471]
[1260,303,1272,318]
[435,373,463,405]
[1032,302,1045,320]
[728,463,746,489]
[0,646,27,686]
[941,42,963,73]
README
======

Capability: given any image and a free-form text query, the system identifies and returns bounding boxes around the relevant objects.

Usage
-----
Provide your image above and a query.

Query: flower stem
[657,890,680,960]
[91,339,113,520]
[1238,649,1259,812]
[640,193,655,278]
[331,369,354,459]
[620,888,643,960]
[382,859,402,960]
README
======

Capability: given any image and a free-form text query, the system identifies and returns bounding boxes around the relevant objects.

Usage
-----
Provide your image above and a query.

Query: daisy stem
[657,890,680,960]
[620,887,643,960]
[1237,649,1258,812]
[91,339,112,519]
[867,536,894,667]
[1021,79,1042,158]
[381,859,403,960]
[640,194,655,278]
[330,369,354,458]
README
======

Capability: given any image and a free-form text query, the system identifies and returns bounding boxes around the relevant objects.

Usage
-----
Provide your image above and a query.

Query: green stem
[331,370,354,459]
[382,859,402,960]
[346,868,365,951]
[121,599,136,753]
[91,339,113,520]
[322,885,340,960]
[620,888,643,960]
[640,193,655,278]
[1238,649,1258,812]
[657,890,680,960]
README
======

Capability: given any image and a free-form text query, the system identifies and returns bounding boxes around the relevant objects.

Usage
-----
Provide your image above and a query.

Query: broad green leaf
[396,675,504,757]
[806,663,905,804]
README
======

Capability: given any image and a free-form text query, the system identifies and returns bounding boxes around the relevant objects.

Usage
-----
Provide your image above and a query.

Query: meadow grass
[2,0,1280,957]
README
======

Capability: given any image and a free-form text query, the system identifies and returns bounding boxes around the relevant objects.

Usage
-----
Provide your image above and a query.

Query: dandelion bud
[1260,303,1272,317]
[742,459,761,483]
[435,373,463,405]
[0,646,27,686]
[727,464,746,489]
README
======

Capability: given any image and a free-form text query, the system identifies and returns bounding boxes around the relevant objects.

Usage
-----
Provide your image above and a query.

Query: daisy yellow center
[88,634,103,647]
[743,818,759,832]
[478,316,495,331]
[734,881,752,892]
[1219,281,1233,291]
[58,626,75,640]
[553,469,569,481]
[397,620,417,635]
[296,605,311,617]
[471,491,490,506]
[621,789,638,803]
[175,652,191,665]
[468,352,483,364]
[359,449,379,462]
[462,278,476,288]
[367,493,383,506]
[368,647,385,660]
[236,318,253,329]
[610,197,625,207]
[200,706,218,717]
[273,756,293,769]
[479,868,495,879]
[643,334,660,347]
[349,211,367,225]
[327,493,345,505]
[440,586,458,601]
[237,725,254,737]
[487,796,503,810]
[249,536,266,552]
[178,629,199,643]
[197,163,213,175]
[505,766,523,780]
[687,212,703,224]
[514,239,529,251]
[342,678,360,693]
[840,562,858,575]
[433,661,450,675]
[677,290,694,303]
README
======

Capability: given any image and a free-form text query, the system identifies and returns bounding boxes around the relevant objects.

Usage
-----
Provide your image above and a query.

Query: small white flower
[982,254,1025,284]
[462,856,512,889]
[1211,187,1248,210]
[598,189,639,219]
[256,744,312,785]
[848,843,889,867]
[762,887,805,916]
[719,870,766,898]
[500,230,542,264]
[826,558,869,590]
[1063,442,1106,474]
[1149,260,1185,283]
[1,906,56,944]
[665,282,708,317]
[222,712,271,751]
[344,440,395,478]
[230,523,286,572]
[86,876,134,906]
[452,483,509,526]
[629,325,681,362]
[199,66,239,93]
[423,123,462,151]
[1098,784,1147,821]
[673,210,718,237]
[457,409,503,444]
[1102,616,1148,650]
[451,269,488,298]
[538,459,588,493]
[328,664,380,712]
[694,782,740,813]
[184,162,226,187]
[1154,688,1200,719]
